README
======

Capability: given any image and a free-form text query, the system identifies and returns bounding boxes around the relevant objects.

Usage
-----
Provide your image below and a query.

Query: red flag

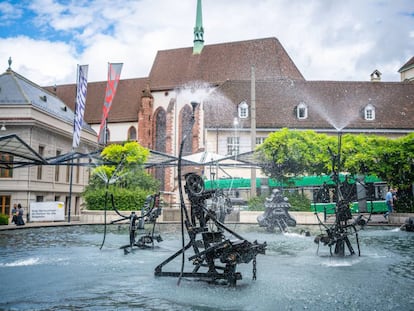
[98,62,123,145]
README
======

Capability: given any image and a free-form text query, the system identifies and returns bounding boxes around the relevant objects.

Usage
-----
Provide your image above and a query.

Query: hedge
[0,214,9,225]
[83,187,152,211]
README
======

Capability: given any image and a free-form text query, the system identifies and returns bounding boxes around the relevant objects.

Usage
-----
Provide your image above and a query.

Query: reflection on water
[0,224,413,310]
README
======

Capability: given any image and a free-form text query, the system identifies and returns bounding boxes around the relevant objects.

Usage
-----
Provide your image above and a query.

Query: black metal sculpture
[208,189,233,223]
[154,101,266,286]
[103,192,163,254]
[313,132,372,256]
[155,172,266,286]
[400,217,414,232]
[257,188,297,232]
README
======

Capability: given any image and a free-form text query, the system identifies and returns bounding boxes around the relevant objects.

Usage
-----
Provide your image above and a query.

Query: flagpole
[69,64,89,223]
[68,65,80,223]
[68,156,74,223]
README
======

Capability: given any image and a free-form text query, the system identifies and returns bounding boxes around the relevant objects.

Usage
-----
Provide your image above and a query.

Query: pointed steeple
[193,0,204,54]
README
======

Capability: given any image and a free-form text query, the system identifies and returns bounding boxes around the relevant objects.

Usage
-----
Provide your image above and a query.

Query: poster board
[30,201,65,222]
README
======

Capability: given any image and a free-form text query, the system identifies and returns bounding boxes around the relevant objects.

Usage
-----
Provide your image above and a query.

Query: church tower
[193,0,204,54]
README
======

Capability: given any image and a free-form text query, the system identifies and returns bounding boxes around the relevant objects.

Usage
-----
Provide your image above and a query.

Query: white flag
[72,65,89,148]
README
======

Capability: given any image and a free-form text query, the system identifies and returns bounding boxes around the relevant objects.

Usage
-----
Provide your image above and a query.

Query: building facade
[0,63,97,219]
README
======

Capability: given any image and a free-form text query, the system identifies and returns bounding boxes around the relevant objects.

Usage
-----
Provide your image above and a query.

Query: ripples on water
[0,224,413,310]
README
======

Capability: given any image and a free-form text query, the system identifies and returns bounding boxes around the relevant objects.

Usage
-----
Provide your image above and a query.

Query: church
[49,0,414,197]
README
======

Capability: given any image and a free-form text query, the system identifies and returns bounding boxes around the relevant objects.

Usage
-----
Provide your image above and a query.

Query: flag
[72,64,89,148]
[98,62,123,145]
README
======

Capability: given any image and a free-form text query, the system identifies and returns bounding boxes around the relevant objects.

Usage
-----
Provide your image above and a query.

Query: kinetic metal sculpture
[400,217,414,232]
[155,102,266,286]
[111,193,163,254]
[257,188,297,232]
[155,172,266,285]
[208,189,233,223]
[100,192,163,254]
[313,132,372,256]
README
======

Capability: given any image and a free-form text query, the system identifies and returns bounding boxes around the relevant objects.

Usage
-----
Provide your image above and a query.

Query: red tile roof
[46,78,149,123]
[205,80,414,132]
[148,37,304,90]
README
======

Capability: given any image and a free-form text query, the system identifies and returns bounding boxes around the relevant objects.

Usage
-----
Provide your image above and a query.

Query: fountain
[257,188,297,232]
[154,101,266,286]
[109,192,163,254]
[313,131,372,256]
[1,224,413,310]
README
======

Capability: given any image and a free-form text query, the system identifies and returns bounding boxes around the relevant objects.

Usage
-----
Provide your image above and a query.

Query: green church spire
[193,0,204,54]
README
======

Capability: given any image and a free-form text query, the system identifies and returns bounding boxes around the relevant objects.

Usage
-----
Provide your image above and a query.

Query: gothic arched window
[127,126,137,140]
[180,105,193,156]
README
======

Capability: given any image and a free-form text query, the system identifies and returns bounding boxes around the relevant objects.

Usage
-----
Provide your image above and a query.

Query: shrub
[84,187,153,211]
[246,189,310,211]
[0,214,9,225]
[247,195,267,211]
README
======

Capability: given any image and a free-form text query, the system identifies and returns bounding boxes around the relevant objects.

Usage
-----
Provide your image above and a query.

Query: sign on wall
[30,202,65,222]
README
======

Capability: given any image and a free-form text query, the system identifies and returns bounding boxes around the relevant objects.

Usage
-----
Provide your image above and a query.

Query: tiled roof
[204,80,414,132]
[47,77,149,124]
[148,37,304,90]
[0,69,92,131]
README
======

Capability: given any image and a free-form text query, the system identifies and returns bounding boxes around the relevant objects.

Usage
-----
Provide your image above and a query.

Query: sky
[0,0,413,86]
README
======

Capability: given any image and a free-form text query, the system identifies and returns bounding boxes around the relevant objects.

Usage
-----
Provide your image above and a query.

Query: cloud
[0,0,412,85]
[0,36,77,85]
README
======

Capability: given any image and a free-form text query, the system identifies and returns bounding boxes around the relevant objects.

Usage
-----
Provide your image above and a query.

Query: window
[238,101,249,119]
[75,159,80,183]
[227,137,240,155]
[256,137,266,145]
[364,104,375,120]
[297,102,308,119]
[0,195,11,215]
[66,165,70,182]
[128,126,137,140]
[37,146,44,180]
[0,153,13,178]
[106,129,111,142]
[55,150,61,182]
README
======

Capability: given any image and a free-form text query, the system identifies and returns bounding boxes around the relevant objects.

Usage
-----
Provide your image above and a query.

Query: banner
[72,64,89,148]
[98,62,123,145]
[29,201,65,222]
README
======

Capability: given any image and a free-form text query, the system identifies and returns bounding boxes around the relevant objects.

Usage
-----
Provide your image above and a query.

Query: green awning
[205,174,383,190]
[205,178,261,189]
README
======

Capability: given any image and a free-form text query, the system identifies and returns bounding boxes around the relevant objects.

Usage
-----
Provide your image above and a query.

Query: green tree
[83,141,160,210]
[257,128,334,180]
[257,129,414,211]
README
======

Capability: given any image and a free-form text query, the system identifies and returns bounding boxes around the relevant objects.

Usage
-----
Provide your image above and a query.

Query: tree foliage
[257,128,414,210]
[256,128,334,181]
[83,141,160,210]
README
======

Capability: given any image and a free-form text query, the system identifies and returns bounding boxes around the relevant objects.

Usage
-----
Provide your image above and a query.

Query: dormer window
[238,101,249,119]
[364,104,375,120]
[297,102,308,119]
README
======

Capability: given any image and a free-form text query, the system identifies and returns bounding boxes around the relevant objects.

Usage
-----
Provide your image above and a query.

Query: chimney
[370,70,382,82]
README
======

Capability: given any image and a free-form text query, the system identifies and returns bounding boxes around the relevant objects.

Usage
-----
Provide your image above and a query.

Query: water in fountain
[308,94,360,131]
[283,80,361,131]
[175,80,236,131]
[0,224,412,310]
